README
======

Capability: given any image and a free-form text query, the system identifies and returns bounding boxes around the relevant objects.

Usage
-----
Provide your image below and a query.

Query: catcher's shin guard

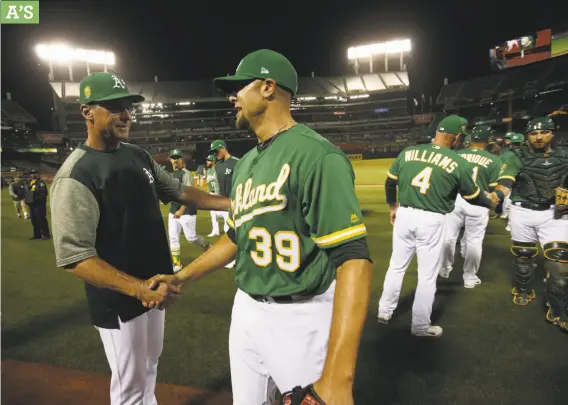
[511,241,538,305]
[543,242,568,331]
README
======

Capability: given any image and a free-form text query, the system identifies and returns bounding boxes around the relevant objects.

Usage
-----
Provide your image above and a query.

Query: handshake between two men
[139,233,238,309]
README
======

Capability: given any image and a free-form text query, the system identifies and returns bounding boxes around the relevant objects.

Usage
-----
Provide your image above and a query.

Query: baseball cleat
[173,264,182,273]
[505,224,511,232]
[411,325,443,337]
[225,260,236,269]
[377,314,391,324]
[512,287,535,305]
[208,232,219,237]
[464,276,482,288]
[439,268,451,279]
[545,308,568,331]
[203,242,212,251]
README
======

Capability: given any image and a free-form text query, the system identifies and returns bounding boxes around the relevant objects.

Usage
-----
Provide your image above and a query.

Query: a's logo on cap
[261,67,269,74]
[84,86,91,98]
[111,75,126,90]
[461,125,466,132]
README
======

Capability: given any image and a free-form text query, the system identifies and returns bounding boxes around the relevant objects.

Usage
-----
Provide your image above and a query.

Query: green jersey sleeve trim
[386,171,398,180]
[462,187,481,200]
[312,223,367,247]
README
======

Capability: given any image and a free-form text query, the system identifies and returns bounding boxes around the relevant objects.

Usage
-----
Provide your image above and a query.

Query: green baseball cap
[169,149,183,158]
[80,72,144,105]
[510,133,525,143]
[214,49,298,96]
[437,115,469,135]
[526,116,556,133]
[208,139,226,152]
[206,154,217,162]
[470,125,494,141]
[505,132,515,139]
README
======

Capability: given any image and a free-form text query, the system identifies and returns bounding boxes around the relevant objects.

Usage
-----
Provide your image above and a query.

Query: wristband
[495,189,505,202]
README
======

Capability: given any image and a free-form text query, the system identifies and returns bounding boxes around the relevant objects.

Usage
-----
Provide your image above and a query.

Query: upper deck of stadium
[48,72,410,103]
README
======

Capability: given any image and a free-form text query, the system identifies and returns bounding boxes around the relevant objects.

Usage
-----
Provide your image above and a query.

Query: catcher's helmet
[526,117,556,133]
[471,125,494,142]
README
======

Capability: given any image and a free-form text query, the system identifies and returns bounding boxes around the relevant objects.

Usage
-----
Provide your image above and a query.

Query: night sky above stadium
[1,0,566,129]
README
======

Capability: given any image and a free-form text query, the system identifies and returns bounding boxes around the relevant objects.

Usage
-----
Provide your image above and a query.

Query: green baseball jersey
[227,124,366,297]
[458,147,501,192]
[387,144,480,214]
[498,146,568,204]
[206,167,219,194]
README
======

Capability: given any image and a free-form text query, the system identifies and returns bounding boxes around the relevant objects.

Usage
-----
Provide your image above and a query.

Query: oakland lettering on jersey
[404,149,458,173]
[232,163,290,227]
[460,153,494,168]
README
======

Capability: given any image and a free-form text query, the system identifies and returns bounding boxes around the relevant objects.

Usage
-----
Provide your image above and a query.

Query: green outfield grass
[552,35,568,57]
[2,159,566,405]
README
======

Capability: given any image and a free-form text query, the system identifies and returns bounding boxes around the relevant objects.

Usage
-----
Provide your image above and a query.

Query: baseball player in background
[9,177,29,219]
[499,133,524,229]
[168,149,211,272]
[195,163,206,186]
[146,49,373,405]
[379,115,497,337]
[205,154,227,237]
[209,139,238,268]
[490,117,568,332]
[440,125,502,288]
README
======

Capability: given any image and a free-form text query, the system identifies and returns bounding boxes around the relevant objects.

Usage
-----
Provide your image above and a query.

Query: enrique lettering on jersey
[232,163,290,227]
[459,153,494,168]
[404,149,459,173]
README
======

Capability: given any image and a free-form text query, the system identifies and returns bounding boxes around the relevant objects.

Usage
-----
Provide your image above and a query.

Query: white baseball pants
[502,194,512,218]
[97,309,165,405]
[229,282,335,405]
[209,211,226,235]
[442,195,489,280]
[378,206,446,330]
[509,204,568,246]
[168,213,206,249]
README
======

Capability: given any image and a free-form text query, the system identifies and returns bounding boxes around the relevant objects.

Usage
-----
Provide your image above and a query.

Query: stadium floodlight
[35,44,115,65]
[347,39,411,60]
[347,39,411,74]
[34,43,116,81]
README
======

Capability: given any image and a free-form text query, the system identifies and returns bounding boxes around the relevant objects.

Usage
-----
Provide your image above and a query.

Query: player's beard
[236,114,250,130]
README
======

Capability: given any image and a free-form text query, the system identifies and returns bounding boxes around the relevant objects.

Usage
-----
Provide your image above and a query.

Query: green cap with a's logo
[169,149,183,158]
[206,154,217,162]
[510,133,525,143]
[208,139,226,152]
[470,125,494,141]
[80,72,144,105]
[437,115,469,135]
[214,49,298,96]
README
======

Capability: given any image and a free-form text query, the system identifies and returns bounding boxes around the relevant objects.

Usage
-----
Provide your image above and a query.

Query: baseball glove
[279,384,326,405]
[555,187,568,219]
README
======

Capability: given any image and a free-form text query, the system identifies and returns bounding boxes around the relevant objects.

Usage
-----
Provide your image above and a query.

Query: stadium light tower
[34,43,116,81]
[347,39,411,74]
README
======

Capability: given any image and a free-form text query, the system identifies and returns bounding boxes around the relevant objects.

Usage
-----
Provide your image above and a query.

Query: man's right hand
[136,278,181,310]
[389,206,397,225]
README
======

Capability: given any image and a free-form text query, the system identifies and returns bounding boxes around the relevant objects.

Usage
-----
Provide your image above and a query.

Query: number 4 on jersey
[411,167,433,194]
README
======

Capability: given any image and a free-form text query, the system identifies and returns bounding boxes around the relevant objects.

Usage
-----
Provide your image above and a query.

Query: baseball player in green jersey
[205,154,227,237]
[500,133,525,225]
[168,149,210,272]
[440,125,502,288]
[490,117,568,332]
[378,115,498,337]
[145,49,373,405]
